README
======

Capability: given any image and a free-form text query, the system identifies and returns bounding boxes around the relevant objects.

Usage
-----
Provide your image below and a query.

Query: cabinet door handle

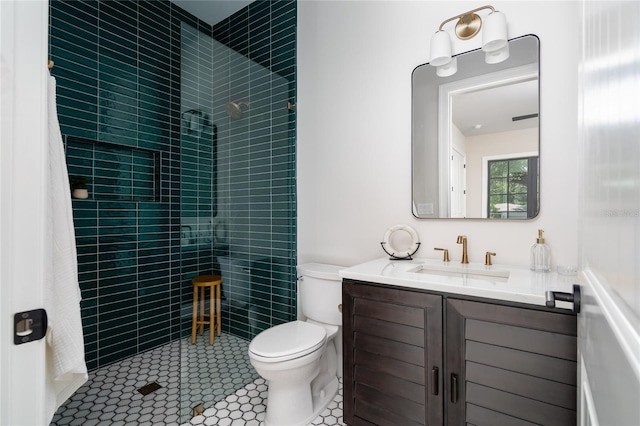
[431,367,439,395]
[450,374,458,403]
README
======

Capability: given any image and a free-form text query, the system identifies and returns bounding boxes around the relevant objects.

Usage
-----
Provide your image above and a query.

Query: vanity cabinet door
[343,280,444,426]
[445,299,577,426]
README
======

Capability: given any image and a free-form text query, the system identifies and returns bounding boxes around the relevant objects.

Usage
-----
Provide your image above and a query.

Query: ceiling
[170,0,253,26]
[452,79,539,137]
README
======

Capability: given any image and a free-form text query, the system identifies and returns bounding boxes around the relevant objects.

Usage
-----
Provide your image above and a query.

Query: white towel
[44,74,88,420]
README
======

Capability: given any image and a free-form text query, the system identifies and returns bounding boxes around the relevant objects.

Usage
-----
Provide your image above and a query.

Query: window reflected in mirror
[487,156,539,219]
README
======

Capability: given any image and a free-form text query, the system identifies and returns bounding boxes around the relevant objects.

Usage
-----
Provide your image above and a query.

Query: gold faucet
[456,235,469,264]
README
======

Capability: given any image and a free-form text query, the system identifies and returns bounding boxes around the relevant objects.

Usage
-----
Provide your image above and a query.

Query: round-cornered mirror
[412,35,540,219]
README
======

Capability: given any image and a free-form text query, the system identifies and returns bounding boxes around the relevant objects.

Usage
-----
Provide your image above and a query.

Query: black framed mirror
[412,35,540,219]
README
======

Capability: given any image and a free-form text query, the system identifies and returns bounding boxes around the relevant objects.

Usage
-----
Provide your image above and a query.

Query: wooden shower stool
[191,275,222,344]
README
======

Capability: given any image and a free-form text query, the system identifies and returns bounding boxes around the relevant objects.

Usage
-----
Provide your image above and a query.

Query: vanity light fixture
[429,5,509,75]
[436,56,458,77]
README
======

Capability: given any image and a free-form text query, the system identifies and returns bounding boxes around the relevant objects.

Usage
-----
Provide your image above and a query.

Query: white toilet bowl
[248,263,344,426]
[249,321,339,426]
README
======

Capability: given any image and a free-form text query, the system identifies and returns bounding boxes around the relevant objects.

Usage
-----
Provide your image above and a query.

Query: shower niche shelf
[65,136,162,203]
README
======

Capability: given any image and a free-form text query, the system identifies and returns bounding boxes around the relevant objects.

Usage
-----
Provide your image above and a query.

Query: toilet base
[249,319,342,426]
[264,376,339,426]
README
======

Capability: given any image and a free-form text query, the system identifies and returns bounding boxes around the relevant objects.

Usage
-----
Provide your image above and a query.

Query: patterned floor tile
[50,334,344,426]
[182,378,345,426]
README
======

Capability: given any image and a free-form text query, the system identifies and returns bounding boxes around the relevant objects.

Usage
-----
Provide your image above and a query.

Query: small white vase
[72,188,88,199]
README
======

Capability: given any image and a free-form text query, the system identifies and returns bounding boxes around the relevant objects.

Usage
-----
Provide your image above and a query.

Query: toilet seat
[249,321,326,363]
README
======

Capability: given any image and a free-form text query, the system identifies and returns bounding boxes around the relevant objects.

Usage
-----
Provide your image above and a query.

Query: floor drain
[137,382,162,396]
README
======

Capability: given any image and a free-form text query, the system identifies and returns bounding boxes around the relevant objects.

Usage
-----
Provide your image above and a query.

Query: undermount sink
[410,263,511,282]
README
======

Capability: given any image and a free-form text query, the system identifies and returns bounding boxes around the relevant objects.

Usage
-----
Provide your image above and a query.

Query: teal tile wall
[49,0,296,370]
[222,0,296,339]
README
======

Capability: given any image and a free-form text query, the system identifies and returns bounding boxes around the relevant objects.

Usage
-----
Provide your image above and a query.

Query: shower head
[226,101,249,119]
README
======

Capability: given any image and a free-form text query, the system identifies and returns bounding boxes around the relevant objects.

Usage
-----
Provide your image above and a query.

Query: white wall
[298,1,580,269]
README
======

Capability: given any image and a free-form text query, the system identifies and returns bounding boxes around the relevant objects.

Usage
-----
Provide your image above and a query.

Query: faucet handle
[434,247,450,262]
[485,252,496,266]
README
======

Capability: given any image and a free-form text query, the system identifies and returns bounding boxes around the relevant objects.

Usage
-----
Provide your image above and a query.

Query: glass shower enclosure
[178,15,296,421]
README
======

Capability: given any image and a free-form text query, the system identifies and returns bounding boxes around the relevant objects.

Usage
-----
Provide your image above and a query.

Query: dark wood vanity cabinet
[342,280,444,425]
[342,279,577,426]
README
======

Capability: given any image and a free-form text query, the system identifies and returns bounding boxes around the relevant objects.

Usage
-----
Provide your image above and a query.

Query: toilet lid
[249,321,326,362]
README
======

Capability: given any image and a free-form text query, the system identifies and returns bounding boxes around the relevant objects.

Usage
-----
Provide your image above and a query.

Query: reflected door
[451,148,466,218]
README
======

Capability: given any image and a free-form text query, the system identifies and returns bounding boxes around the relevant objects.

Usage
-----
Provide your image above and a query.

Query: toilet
[248,263,344,426]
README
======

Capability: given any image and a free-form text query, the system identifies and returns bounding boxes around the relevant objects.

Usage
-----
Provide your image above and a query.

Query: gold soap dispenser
[530,229,551,272]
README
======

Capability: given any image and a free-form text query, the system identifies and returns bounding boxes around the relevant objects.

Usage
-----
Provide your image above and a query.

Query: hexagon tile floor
[184,376,345,426]
[50,333,345,426]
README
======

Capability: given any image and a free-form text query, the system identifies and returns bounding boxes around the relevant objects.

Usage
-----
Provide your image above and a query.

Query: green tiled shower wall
[49,0,296,371]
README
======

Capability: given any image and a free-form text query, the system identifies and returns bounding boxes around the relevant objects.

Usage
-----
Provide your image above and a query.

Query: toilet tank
[297,263,344,326]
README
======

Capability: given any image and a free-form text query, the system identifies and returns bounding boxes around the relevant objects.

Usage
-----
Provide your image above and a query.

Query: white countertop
[339,257,577,309]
